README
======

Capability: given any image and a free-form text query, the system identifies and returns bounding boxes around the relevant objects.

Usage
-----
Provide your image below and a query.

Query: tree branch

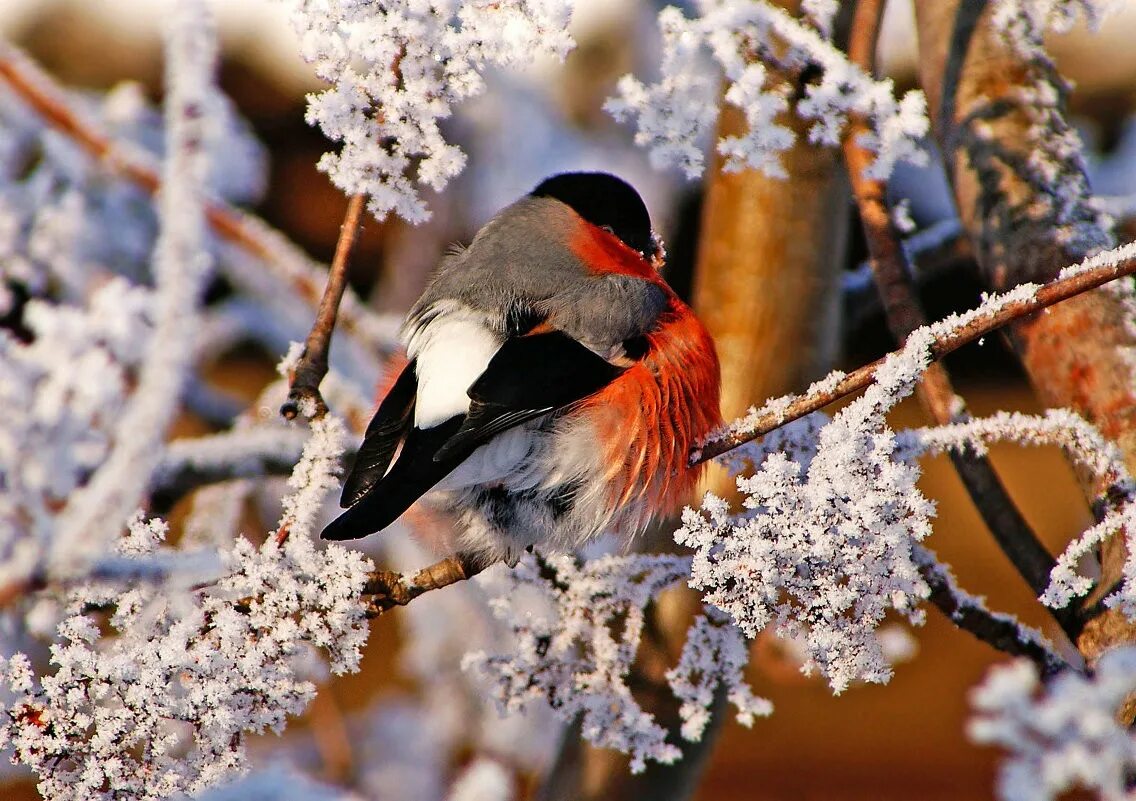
[842,0,1077,640]
[0,44,391,356]
[281,193,367,421]
[914,1,1136,692]
[694,242,1136,464]
[362,552,488,617]
[913,545,1070,678]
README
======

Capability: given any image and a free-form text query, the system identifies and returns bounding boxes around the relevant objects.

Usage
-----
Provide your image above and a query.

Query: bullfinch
[321,172,721,567]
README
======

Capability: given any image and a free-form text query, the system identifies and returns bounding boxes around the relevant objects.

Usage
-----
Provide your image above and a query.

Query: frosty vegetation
[970,648,1136,801]
[1,1,1135,800]
[606,0,929,179]
[289,0,575,223]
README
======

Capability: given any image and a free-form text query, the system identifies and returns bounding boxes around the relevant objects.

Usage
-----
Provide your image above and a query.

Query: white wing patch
[407,307,500,429]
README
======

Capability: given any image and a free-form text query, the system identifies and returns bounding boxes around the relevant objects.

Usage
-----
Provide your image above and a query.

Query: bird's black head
[531,172,658,261]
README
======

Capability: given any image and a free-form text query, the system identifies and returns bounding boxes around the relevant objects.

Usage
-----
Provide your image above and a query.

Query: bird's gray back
[406,197,667,350]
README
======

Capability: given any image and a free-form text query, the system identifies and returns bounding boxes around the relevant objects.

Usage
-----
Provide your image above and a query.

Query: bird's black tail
[321,415,466,541]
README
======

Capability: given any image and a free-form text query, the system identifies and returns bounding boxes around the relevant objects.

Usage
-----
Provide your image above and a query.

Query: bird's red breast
[581,285,721,525]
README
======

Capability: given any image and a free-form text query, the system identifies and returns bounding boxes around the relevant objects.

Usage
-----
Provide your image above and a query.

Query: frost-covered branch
[47,2,217,574]
[679,242,1136,691]
[0,43,395,358]
[465,553,768,773]
[150,428,310,505]
[916,0,1136,688]
[696,240,1136,464]
[288,0,575,222]
[841,0,1068,635]
[0,412,372,799]
[607,0,928,179]
[913,545,1068,677]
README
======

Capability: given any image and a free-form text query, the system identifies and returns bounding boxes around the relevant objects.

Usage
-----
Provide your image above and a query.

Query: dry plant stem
[843,0,1077,640]
[281,193,367,420]
[914,1,1136,696]
[0,46,385,352]
[363,552,487,617]
[694,249,1136,464]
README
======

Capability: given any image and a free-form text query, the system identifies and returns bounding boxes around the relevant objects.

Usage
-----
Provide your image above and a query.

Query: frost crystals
[607,0,928,180]
[288,0,575,223]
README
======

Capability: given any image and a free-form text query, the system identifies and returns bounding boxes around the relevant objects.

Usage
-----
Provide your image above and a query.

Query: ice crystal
[970,648,1136,801]
[608,0,928,180]
[465,553,691,772]
[288,0,575,223]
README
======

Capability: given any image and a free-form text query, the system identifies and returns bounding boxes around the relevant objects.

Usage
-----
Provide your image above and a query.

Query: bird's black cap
[531,172,655,259]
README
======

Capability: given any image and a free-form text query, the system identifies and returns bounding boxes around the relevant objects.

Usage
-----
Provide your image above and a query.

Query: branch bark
[913,0,1136,693]
[362,552,486,617]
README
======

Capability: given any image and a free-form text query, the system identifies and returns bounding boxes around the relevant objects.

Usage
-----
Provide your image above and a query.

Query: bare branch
[362,552,489,617]
[281,193,368,421]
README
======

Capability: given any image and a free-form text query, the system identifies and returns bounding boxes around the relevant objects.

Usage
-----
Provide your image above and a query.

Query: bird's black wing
[321,332,624,542]
[339,360,418,508]
[433,330,624,463]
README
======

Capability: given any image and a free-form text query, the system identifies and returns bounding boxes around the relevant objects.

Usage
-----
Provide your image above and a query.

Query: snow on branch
[969,647,1136,801]
[912,545,1067,677]
[697,239,1136,463]
[0,44,398,363]
[991,0,1118,60]
[0,415,371,800]
[607,0,928,179]
[667,609,772,742]
[678,328,939,694]
[902,407,1136,618]
[464,552,758,773]
[677,243,1136,692]
[288,0,575,223]
[49,1,217,572]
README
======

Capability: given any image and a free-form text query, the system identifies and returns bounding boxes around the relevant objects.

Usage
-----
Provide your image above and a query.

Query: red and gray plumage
[321,172,721,566]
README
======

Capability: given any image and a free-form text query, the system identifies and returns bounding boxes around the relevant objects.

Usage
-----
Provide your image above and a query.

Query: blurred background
[2,1,1135,799]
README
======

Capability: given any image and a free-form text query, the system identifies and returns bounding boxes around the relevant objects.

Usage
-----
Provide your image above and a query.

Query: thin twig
[694,243,1136,464]
[0,45,389,354]
[843,0,1078,640]
[281,193,368,421]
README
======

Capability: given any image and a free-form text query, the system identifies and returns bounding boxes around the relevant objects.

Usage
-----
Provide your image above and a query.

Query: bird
[321,171,721,568]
